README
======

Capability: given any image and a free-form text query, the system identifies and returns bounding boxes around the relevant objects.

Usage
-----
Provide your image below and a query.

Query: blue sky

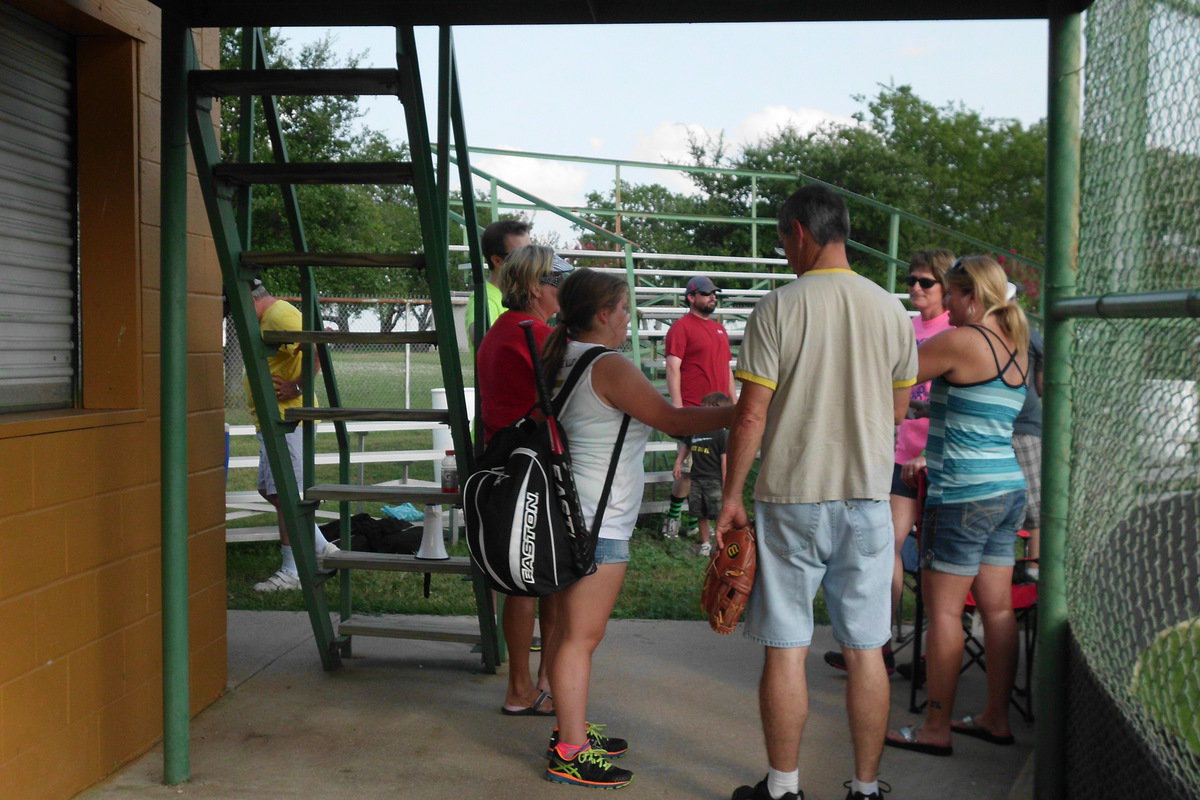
[281,21,1050,243]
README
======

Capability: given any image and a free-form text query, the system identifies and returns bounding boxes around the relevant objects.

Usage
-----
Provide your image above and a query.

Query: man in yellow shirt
[245,279,338,591]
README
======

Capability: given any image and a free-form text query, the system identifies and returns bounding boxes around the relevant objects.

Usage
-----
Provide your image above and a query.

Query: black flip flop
[501,690,554,716]
[951,714,1015,745]
[884,725,953,756]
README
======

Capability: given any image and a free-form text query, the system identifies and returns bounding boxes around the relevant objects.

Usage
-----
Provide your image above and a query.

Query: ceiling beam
[164,0,1092,28]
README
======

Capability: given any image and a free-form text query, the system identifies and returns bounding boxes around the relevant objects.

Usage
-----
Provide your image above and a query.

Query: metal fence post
[1036,8,1083,799]
[887,212,900,293]
[161,13,191,786]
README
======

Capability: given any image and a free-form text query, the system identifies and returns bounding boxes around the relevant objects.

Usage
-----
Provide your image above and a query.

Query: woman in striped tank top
[886,255,1030,757]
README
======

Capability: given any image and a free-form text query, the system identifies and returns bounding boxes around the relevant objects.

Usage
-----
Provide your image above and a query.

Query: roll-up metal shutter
[0,5,76,412]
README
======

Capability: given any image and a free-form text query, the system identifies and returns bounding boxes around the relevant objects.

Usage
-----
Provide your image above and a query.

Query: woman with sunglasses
[823,249,955,675]
[476,244,572,718]
[885,254,1029,756]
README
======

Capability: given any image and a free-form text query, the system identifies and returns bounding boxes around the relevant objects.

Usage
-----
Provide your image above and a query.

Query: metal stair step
[240,251,426,269]
[284,408,450,423]
[307,484,460,505]
[321,551,472,574]
[213,162,414,186]
[337,614,480,645]
[262,330,440,346]
[190,68,402,97]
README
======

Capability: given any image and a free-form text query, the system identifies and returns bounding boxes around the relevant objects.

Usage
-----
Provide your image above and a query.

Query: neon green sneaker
[545,744,633,789]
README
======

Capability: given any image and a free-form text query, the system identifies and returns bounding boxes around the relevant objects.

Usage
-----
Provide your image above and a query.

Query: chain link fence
[223,296,472,425]
[1066,2,1200,796]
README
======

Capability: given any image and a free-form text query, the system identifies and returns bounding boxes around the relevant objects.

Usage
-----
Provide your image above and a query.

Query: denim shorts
[920,490,1026,577]
[744,499,892,650]
[593,536,630,565]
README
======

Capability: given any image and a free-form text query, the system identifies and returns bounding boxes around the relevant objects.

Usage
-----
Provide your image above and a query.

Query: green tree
[696,85,1047,292]
[218,28,427,331]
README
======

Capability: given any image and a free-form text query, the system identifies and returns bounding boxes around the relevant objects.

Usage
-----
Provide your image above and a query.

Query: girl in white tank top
[537,269,735,788]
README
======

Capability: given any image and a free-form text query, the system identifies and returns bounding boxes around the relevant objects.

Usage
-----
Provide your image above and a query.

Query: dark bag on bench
[464,334,628,597]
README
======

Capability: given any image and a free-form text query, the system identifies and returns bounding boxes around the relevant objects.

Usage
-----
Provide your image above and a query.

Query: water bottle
[440,450,458,493]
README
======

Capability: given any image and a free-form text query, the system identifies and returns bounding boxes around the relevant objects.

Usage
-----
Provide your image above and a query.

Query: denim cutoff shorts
[920,490,1026,577]
[593,537,630,565]
[744,499,892,650]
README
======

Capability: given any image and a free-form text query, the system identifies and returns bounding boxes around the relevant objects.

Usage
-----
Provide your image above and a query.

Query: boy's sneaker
[698,542,713,557]
[253,569,301,592]
[731,776,802,800]
[547,722,628,758]
[843,779,891,799]
[661,517,681,539]
[823,645,895,675]
[545,744,633,789]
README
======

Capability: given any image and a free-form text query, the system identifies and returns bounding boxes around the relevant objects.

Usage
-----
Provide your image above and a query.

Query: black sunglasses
[692,290,717,297]
[539,272,565,288]
[905,276,939,290]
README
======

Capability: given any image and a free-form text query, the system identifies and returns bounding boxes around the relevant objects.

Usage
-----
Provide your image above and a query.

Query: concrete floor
[82,611,1035,800]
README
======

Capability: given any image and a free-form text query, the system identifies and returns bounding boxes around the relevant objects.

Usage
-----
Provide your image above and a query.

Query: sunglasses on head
[905,276,939,290]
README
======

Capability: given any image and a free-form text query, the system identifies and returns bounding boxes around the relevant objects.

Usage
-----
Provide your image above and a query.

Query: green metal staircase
[187,27,499,672]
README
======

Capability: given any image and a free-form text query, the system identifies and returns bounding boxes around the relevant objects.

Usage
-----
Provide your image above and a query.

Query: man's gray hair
[250,280,269,300]
[777,185,850,245]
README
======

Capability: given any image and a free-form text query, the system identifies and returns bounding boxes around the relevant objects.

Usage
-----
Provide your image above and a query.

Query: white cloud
[473,150,590,208]
[733,105,858,147]
[626,107,859,194]
[588,137,604,151]
[629,122,722,193]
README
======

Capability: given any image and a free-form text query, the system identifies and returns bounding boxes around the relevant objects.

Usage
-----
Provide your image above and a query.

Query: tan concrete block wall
[0,3,225,798]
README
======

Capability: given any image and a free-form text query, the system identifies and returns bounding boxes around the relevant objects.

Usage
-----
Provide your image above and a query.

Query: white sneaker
[253,569,301,592]
[318,540,340,561]
[698,542,712,557]
[661,517,681,539]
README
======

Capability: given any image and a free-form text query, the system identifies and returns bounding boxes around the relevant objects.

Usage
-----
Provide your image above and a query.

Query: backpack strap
[551,345,612,416]
[590,413,631,539]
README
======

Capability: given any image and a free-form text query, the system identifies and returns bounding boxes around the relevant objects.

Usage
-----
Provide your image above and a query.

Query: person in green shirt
[466,219,531,346]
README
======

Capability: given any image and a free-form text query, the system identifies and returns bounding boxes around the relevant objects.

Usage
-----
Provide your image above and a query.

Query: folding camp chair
[962,529,1039,721]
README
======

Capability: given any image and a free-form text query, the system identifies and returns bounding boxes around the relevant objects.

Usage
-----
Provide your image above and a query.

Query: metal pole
[750,175,758,257]
[887,213,900,293]
[160,11,191,785]
[624,243,641,369]
[614,163,622,237]
[1036,8,1082,799]
[236,28,256,246]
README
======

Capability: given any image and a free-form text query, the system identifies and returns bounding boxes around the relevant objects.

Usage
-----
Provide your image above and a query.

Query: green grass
[227,519,835,623]
[225,349,470,427]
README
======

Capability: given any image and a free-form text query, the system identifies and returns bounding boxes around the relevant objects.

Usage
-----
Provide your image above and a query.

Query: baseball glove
[700,526,757,635]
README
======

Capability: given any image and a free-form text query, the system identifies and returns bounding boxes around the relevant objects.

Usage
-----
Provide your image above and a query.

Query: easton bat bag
[464,326,628,597]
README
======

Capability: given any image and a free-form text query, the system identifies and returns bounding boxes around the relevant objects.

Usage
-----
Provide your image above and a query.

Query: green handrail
[453,145,1044,274]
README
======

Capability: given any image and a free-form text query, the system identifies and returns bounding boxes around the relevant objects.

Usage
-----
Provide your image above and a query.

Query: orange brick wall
[0,4,225,798]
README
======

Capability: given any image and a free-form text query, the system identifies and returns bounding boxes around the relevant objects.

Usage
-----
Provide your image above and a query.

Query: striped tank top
[925,325,1028,505]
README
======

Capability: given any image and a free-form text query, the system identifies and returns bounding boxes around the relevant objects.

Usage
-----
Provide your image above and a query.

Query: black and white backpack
[464,343,629,597]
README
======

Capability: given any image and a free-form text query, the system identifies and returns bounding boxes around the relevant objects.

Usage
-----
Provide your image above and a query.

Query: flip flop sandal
[501,690,554,716]
[884,724,953,756]
[951,714,1015,745]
